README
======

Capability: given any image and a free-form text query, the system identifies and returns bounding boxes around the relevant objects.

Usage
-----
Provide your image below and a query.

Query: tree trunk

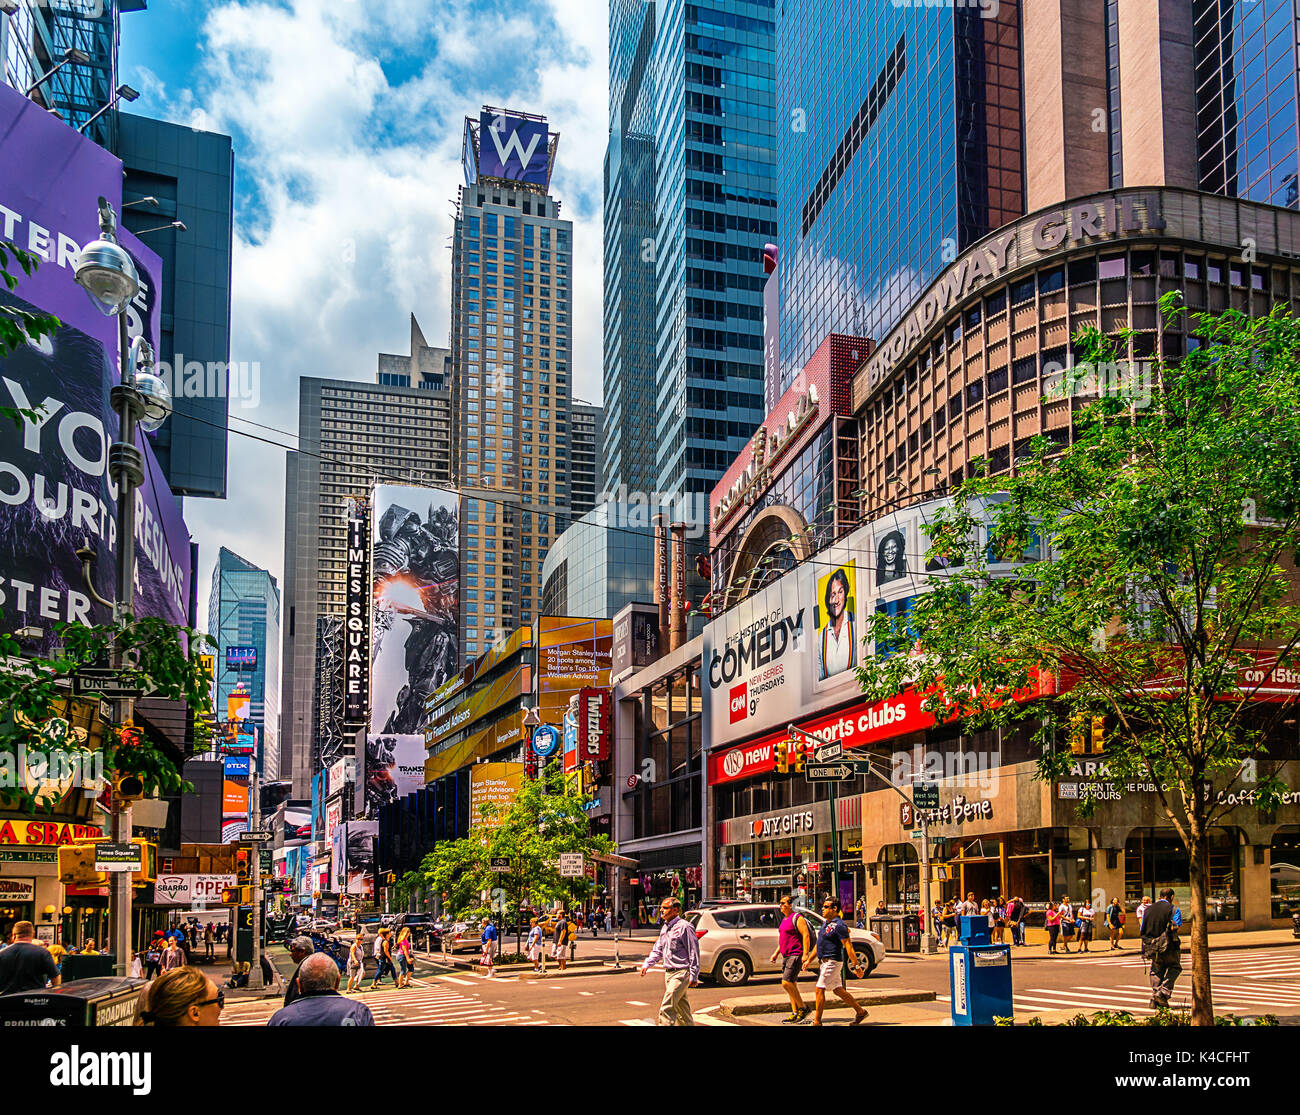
[1187,829,1214,1025]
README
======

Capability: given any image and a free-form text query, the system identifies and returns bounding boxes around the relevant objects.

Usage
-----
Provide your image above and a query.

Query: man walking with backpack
[1140,888,1182,1010]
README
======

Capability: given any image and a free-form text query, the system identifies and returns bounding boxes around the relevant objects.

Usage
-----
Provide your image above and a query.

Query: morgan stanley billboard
[0,85,192,649]
[476,110,551,187]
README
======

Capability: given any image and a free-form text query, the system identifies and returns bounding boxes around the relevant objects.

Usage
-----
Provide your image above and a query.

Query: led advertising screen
[468,762,525,831]
[536,616,612,730]
[220,755,250,843]
[477,109,550,186]
[363,733,426,818]
[370,485,459,735]
[282,802,312,848]
[226,645,258,670]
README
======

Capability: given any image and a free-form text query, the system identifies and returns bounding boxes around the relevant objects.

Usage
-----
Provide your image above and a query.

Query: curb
[720,988,937,1017]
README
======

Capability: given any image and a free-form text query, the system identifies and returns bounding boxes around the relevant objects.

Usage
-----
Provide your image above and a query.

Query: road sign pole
[830,780,839,905]
[249,770,264,988]
[920,812,936,955]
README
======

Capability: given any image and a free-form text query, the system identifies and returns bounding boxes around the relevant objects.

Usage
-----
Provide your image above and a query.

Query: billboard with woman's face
[815,562,858,681]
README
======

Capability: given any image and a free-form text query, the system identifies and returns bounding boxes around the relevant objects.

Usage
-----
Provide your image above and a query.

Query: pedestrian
[268,953,375,1026]
[806,896,869,1026]
[770,894,813,1025]
[162,935,184,971]
[1045,900,1061,953]
[639,896,700,1026]
[1105,896,1124,949]
[204,922,215,962]
[129,950,144,978]
[960,892,978,917]
[552,911,571,971]
[81,938,99,955]
[941,901,958,946]
[285,935,315,1004]
[48,939,66,975]
[345,933,365,993]
[980,898,993,932]
[395,925,414,988]
[568,912,579,963]
[480,919,498,976]
[1171,898,1183,929]
[526,918,544,971]
[1135,895,1152,931]
[1004,897,1021,946]
[1058,895,1074,953]
[0,921,60,994]
[136,967,223,1027]
[992,898,1007,944]
[1141,888,1183,1010]
[589,910,598,938]
[369,927,395,989]
[617,909,626,932]
[144,933,163,978]
[1077,899,1095,952]
[931,899,944,941]
[604,909,612,934]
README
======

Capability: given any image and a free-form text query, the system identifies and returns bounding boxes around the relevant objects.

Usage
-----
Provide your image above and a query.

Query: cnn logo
[729,683,748,724]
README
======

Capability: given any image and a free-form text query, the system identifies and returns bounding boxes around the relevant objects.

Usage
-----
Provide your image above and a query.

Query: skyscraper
[207,548,281,781]
[569,401,602,521]
[776,1,1024,394]
[280,333,453,795]
[451,108,572,657]
[603,0,777,508]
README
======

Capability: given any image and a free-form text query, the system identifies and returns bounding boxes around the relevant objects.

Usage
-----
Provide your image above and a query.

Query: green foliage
[857,300,1300,835]
[1019,1008,1277,1027]
[415,762,615,920]
[0,619,215,811]
[0,240,60,427]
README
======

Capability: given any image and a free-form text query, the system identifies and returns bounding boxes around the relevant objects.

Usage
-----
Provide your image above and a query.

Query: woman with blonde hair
[395,925,414,988]
[136,967,223,1026]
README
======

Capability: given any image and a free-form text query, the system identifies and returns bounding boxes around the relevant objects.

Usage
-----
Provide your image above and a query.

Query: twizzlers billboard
[0,85,192,648]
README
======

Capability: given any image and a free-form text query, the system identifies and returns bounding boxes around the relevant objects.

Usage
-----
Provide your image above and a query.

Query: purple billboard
[0,85,192,648]
[477,110,550,187]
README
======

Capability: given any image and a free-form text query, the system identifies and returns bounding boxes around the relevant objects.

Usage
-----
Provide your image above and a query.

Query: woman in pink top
[1045,901,1062,953]
[769,896,813,1025]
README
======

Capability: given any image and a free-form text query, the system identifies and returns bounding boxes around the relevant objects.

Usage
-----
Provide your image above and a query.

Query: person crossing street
[807,896,868,1026]
[770,895,813,1024]
[639,896,699,1026]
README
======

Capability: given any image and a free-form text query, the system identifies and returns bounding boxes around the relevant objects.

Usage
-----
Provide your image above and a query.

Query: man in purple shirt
[640,896,700,1026]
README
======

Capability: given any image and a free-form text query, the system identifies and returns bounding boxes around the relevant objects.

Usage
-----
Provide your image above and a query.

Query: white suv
[686,904,886,987]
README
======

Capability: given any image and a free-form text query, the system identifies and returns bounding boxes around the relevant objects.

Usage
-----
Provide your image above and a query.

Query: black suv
[392,912,441,949]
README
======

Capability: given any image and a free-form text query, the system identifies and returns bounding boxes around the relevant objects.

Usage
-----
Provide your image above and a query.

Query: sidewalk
[892,927,1298,961]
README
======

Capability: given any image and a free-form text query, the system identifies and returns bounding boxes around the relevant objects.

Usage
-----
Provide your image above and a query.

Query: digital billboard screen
[226,645,258,670]
[370,485,459,735]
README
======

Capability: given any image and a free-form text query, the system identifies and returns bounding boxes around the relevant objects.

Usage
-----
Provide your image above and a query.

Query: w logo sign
[479,110,549,186]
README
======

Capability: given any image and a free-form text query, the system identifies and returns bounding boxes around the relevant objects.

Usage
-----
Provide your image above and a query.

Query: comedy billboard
[370,485,459,736]
[0,84,192,653]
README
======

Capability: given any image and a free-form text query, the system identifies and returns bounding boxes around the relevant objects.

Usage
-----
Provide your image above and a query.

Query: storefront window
[1051,829,1092,907]
[1125,828,1240,921]
[881,843,919,909]
[1270,827,1300,917]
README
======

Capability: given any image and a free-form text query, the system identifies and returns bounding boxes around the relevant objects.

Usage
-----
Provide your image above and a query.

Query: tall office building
[207,548,281,781]
[280,331,453,795]
[569,401,602,520]
[0,0,144,148]
[451,108,572,657]
[603,0,777,506]
[776,1,1024,393]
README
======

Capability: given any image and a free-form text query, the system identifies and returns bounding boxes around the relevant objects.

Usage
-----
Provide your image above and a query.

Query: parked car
[392,912,442,949]
[311,918,339,933]
[686,903,886,987]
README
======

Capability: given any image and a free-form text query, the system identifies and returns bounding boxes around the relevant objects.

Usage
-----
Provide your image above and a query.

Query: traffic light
[112,772,145,801]
[57,844,107,887]
[695,554,712,580]
[774,738,789,773]
[1068,711,1088,754]
[1091,715,1106,753]
[221,886,251,905]
[234,848,251,886]
[791,741,806,774]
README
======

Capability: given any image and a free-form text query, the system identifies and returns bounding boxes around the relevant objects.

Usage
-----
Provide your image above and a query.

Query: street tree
[855,296,1300,1025]
[415,762,615,954]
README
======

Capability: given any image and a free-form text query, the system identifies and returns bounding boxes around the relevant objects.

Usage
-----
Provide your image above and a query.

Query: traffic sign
[237,830,272,843]
[558,853,584,877]
[259,850,272,874]
[94,842,141,872]
[812,741,843,764]
[73,668,147,699]
[913,782,940,809]
[490,857,511,873]
[805,763,859,782]
[911,829,925,840]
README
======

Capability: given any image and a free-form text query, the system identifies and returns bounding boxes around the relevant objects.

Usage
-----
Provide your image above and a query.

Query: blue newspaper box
[949,915,1013,1026]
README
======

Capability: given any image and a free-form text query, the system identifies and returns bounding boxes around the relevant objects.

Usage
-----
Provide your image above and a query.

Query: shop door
[0,903,34,941]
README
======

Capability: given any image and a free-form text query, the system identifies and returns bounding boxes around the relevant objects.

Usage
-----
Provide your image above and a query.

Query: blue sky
[120,0,608,603]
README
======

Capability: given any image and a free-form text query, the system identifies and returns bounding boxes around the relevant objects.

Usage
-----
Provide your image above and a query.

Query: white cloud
[151,0,608,610]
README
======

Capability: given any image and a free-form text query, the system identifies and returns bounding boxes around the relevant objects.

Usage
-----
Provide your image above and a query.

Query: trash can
[0,976,145,1027]
[901,914,922,953]
[869,915,899,951]
[60,953,115,982]
[949,915,1013,1026]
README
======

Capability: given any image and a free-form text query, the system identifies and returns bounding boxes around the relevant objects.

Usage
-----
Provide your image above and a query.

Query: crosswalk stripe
[437,976,475,986]
[692,1011,737,1026]
[619,1018,654,1026]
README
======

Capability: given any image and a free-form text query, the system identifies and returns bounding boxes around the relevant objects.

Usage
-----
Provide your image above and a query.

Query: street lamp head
[116,84,140,103]
[64,47,91,66]
[75,197,139,316]
[130,338,172,433]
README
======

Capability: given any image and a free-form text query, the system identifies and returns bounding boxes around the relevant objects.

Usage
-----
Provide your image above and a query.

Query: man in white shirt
[1136,895,1152,931]
[817,569,856,680]
[959,893,979,916]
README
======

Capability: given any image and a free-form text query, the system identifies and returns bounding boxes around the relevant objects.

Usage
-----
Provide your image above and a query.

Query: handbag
[1141,930,1169,959]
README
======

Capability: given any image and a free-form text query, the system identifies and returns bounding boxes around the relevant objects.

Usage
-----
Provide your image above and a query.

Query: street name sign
[73,668,146,699]
[913,782,940,809]
[805,763,864,782]
[812,741,843,763]
[94,842,141,872]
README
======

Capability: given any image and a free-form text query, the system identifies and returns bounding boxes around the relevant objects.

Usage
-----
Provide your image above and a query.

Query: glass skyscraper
[207,548,281,782]
[776,1,1023,391]
[603,0,777,509]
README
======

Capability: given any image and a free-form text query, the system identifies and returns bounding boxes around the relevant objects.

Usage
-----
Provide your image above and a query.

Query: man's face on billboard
[828,576,846,619]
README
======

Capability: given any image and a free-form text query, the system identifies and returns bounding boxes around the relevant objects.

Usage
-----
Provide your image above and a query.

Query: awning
[589,851,638,869]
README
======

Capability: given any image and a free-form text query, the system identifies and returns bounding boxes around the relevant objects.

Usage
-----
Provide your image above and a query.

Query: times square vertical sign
[343,496,371,727]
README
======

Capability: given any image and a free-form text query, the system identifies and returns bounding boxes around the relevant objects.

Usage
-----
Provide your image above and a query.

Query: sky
[120,0,608,619]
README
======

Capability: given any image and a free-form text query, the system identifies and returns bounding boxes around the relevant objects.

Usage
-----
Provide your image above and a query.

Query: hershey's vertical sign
[343,496,371,726]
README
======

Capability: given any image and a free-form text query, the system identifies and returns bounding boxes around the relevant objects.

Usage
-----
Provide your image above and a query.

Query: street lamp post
[74,197,172,977]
